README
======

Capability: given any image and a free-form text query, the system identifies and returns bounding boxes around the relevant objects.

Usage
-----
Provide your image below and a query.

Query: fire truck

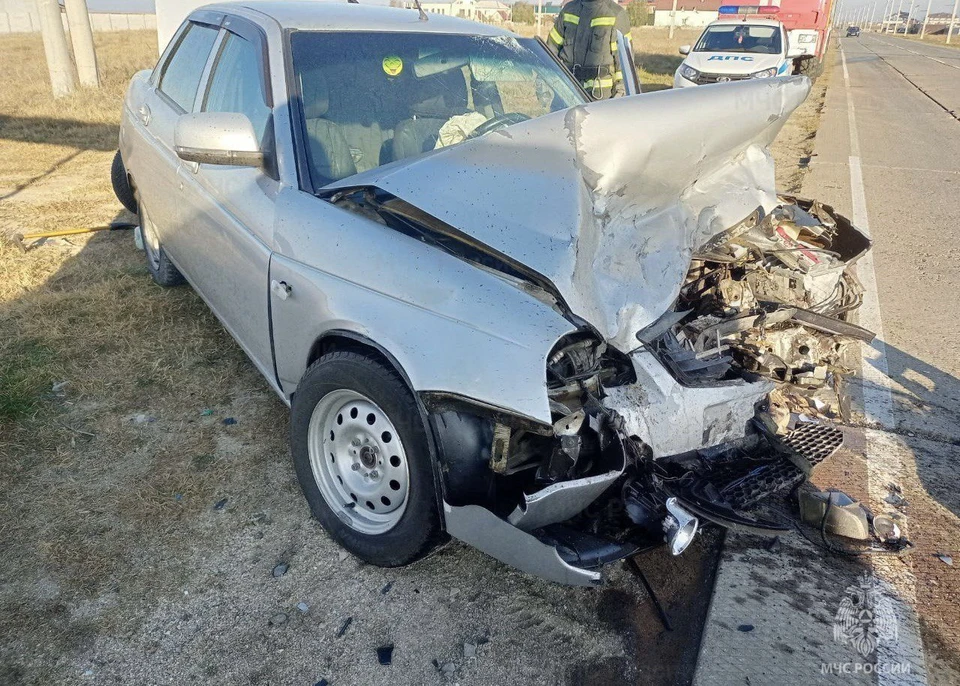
[777,0,834,76]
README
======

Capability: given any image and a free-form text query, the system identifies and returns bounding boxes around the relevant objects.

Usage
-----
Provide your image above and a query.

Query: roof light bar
[718,5,780,13]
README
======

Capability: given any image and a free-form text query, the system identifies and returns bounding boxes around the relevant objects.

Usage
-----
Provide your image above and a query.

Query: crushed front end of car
[323,76,875,584]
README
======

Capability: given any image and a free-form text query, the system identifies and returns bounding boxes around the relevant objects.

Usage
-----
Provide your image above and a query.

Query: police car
[674,9,800,88]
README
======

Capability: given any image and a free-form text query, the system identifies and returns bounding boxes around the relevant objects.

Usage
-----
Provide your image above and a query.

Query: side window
[158,22,219,112]
[203,32,271,142]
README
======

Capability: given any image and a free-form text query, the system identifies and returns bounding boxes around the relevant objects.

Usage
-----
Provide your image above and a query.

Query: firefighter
[547,0,631,100]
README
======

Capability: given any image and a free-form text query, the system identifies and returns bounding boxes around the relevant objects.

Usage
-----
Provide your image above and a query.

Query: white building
[408,0,510,22]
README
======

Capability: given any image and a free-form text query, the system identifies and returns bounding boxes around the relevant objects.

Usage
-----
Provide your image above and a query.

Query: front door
[175,21,278,382]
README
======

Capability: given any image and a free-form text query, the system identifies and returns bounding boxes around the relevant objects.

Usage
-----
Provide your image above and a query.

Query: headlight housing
[751,67,778,79]
[679,64,700,81]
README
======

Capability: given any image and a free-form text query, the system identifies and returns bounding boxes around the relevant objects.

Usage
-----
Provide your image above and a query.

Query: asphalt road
[696,34,960,684]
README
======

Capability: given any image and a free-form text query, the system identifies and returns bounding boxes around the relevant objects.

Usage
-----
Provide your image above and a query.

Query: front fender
[270,189,576,425]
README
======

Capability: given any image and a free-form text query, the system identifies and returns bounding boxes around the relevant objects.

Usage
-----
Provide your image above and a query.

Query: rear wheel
[290,351,441,566]
[111,151,137,215]
[138,198,184,287]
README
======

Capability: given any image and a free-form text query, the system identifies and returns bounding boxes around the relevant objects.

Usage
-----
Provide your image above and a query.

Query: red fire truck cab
[777,0,834,75]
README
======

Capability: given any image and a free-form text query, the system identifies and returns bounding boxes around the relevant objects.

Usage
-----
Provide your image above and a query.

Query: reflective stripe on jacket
[548,0,631,99]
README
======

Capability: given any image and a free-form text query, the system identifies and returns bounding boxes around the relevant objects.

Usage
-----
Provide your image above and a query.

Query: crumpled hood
[323,76,811,351]
[682,51,786,75]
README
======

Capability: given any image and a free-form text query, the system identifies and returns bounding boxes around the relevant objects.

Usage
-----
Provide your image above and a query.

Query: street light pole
[948,0,959,43]
[669,0,678,39]
[35,0,76,98]
[63,0,99,87]
[919,0,932,37]
[892,0,904,33]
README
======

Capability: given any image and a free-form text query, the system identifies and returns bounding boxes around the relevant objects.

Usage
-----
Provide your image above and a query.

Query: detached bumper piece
[632,420,844,538]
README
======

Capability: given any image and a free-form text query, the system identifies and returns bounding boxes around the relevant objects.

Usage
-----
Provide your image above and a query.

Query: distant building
[650,0,724,28]
[407,0,511,22]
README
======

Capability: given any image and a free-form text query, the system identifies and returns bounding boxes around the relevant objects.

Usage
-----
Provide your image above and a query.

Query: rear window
[159,22,219,111]
[290,31,586,187]
[695,24,782,54]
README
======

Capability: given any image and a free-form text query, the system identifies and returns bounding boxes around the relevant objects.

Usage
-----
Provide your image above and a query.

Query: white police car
[674,13,798,88]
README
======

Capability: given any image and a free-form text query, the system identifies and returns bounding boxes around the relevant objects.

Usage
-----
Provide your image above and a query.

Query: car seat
[300,72,357,183]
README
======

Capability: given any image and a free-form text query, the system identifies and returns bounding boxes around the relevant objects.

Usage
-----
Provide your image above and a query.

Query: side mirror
[678,45,691,55]
[175,112,262,167]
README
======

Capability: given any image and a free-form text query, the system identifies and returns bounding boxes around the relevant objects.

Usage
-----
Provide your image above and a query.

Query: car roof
[204,0,515,36]
[707,18,783,28]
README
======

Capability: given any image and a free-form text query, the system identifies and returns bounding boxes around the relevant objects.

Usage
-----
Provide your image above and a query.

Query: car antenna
[412,0,429,21]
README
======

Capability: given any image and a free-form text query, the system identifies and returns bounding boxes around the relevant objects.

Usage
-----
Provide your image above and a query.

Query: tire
[290,351,441,566]
[111,151,138,215]
[138,197,185,287]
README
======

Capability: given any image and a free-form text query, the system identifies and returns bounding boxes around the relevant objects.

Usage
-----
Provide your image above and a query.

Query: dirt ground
[1,28,825,686]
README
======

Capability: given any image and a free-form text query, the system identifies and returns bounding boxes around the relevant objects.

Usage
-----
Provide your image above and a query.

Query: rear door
[174,16,278,382]
[133,15,221,250]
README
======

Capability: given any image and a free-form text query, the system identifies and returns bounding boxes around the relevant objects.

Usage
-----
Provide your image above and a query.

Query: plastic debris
[380,581,393,595]
[52,381,69,392]
[314,680,329,686]
[297,602,310,614]
[336,617,353,638]
[174,493,182,502]
[377,644,394,665]
[132,414,156,424]
[213,498,228,511]
[936,554,953,566]
[201,409,214,416]
[884,493,908,507]
[222,417,237,425]
[463,642,477,658]
[737,624,755,632]
[273,563,289,578]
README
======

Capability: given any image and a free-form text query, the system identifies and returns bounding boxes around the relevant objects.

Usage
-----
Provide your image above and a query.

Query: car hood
[323,76,811,351]
[682,51,785,74]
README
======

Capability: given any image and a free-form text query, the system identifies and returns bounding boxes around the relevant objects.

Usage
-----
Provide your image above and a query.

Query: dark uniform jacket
[547,0,631,100]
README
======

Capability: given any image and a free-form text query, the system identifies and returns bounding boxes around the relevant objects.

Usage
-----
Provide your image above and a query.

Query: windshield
[694,24,782,54]
[290,31,586,187]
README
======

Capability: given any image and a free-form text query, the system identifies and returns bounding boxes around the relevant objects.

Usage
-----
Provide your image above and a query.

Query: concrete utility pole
[881,0,892,31]
[669,0,678,39]
[64,0,99,87]
[948,0,959,43]
[35,0,76,98]
[919,0,932,37]
[892,0,904,32]
[869,1,878,30]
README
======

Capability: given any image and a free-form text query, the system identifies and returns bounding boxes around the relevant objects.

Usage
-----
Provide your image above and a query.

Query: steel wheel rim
[307,388,410,535]
[141,204,161,271]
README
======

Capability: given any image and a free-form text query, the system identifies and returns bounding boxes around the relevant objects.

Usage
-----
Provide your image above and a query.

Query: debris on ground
[380,581,393,595]
[799,489,870,540]
[313,680,329,686]
[213,498,228,511]
[200,409,214,416]
[335,617,353,638]
[376,644,394,666]
[222,417,237,426]
[434,661,456,675]
[272,563,289,578]
[737,624,755,632]
[884,492,909,507]
[52,380,69,393]
[463,642,477,659]
[131,414,156,424]
[936,554,953,566]
[268,613,288,627]
[296,602,310,614]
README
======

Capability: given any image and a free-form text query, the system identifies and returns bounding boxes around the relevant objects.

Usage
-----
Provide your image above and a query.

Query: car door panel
[174,25,278,381]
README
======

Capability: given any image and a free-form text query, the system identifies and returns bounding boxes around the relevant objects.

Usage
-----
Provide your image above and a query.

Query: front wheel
[138,197,184,288]
[290,351,441,566]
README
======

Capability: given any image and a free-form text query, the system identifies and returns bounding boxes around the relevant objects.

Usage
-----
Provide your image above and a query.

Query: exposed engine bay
[433,197,878,584]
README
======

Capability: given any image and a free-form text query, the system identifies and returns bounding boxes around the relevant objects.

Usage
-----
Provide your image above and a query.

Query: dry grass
[0,31,288,683]
[897,32,960,49]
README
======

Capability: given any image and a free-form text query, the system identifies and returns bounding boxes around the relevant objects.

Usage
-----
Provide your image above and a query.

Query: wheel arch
[302,330,450,525]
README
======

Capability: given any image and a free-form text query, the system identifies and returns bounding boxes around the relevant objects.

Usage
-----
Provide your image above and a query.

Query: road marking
[870,35,960,71]
[841,47,929,684]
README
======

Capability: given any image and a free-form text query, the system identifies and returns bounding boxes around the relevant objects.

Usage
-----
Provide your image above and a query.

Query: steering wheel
[467,112,532,139]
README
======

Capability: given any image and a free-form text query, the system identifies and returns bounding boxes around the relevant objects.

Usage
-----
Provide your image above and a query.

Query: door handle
[271,280,292,301]
[137,104,152,126]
